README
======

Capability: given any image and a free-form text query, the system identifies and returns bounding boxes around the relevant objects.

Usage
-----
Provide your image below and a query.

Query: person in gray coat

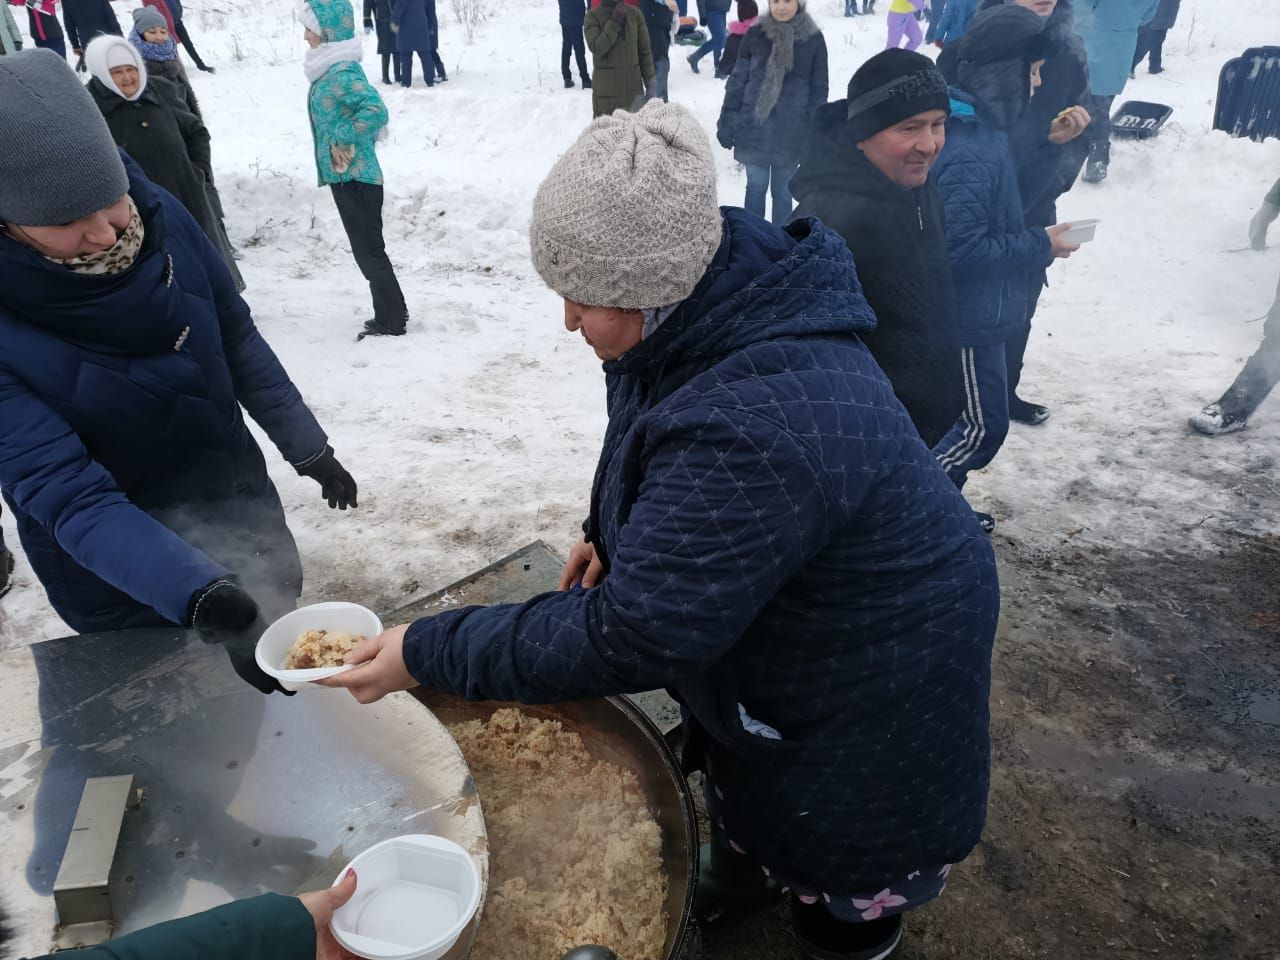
[1131,0,1178,74]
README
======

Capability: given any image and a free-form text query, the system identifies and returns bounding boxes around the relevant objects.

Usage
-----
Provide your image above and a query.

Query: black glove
[295,445,358,510]
[716,124,734,150]
[188,578,259,632]
[188,581,291,695]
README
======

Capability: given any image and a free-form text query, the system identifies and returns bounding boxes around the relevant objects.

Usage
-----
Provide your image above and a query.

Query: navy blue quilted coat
[933,91,1053,346]
[403,210,1000,892]
[0,155,326,633]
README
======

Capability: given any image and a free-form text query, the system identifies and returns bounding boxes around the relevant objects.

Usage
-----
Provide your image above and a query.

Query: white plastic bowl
[330,835,482,960]
[1058,219,1100,244]
[255,602,382,690]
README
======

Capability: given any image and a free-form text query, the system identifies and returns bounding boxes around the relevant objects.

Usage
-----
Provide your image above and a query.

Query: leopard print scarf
[51,197,145,276]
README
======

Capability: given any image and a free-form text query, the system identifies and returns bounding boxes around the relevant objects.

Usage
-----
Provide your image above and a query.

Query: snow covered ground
[2,0,1279,648]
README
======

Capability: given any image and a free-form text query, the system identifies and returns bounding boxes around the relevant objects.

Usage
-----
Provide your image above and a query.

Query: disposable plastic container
[1058,219,1100,244]
[330,835,483,960]
[255,602,383,690]
[1110,100,1173,139]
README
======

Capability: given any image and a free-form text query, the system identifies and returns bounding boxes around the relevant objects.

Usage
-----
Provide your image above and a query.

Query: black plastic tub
[1111,100,1173,139]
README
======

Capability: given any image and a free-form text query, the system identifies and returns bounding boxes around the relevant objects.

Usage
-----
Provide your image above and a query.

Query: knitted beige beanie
[530,101,723,310]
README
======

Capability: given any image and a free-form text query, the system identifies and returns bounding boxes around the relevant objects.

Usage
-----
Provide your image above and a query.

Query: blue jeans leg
[769,163,797,226]
[743,164,770,220]
[655,56,670,101]
[933,344,1011,489]
[692,10,727,66]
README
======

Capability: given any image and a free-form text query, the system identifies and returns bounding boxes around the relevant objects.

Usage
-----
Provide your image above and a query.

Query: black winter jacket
[559,0,588,26]
[62,0,120,50]
[792,102,963,447]
[642,0,674,61]
[717,15,828,168]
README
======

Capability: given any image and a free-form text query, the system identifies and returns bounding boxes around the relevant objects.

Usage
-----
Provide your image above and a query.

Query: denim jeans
[691,9,726,68]
[743,163,798,226]
[653,56,670,101]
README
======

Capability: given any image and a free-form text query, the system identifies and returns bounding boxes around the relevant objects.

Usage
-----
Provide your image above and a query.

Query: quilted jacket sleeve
[196,219,329,468]
[0,367,227,625]
[26,894,314,960]
[934,140,1052,278]
[402,406,836,702]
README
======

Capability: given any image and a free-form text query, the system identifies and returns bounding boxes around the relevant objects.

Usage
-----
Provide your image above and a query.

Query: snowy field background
[2,0,1279,646]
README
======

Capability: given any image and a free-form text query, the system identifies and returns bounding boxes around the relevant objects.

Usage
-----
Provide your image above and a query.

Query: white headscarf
[299,2,364,84]
[85,35,149,101]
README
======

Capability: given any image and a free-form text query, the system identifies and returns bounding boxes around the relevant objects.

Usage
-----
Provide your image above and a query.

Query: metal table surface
[0,628,487,957]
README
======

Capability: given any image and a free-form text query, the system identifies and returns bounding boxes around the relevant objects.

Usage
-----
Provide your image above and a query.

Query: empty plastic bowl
[330,835,483,960]
[255,602,383,690]
[1058,219,1100,244]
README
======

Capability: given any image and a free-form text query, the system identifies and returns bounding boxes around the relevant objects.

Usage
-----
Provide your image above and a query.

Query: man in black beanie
[792,49,963,448]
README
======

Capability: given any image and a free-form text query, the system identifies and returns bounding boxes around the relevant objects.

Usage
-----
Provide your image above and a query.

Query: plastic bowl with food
[255,602,383,690]
[330,834,483,960]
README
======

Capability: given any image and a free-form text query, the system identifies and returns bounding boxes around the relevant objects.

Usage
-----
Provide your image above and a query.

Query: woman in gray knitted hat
[323,101,1001,960]
[0,49,357,693]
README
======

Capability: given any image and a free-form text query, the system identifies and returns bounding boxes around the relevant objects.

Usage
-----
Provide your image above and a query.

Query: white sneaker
[1189,403,1248,436]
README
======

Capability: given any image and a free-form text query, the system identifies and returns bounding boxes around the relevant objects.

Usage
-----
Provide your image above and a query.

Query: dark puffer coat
[391,0,430,52]
[585,0,655,117]
[933,89,1052,346]
[791,102,963,447]
[0,155,326,632]
[1146,0,1180,31]
[716,14,828,168]
[401,210,1000,894]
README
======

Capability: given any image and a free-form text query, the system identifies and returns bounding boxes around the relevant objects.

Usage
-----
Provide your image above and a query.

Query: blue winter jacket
[402,210,1000,893]
[391,0,431,51]
[0,155,326,632]
[933,93,1052,346]
[1074,0,1158,96]
[928,0,977,45]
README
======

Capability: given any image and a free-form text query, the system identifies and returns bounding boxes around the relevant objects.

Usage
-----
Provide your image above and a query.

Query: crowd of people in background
[0,0,1277,957]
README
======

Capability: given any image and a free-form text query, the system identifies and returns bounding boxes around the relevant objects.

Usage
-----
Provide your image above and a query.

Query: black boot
[793,897,904,960]
[1008,395,1050,425]
[357,317,408,341]
[693,841,781,923]
[0,546,14,599]
[582,76,592,89]
[564,76,574,88]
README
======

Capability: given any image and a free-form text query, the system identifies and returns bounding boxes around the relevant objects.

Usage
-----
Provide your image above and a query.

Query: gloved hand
[716,124,734,150]
[188,578,259,633]
[1249,200,1279,251]
[295,445,359,510]
[612,1,628,23]
[188,581,291,696]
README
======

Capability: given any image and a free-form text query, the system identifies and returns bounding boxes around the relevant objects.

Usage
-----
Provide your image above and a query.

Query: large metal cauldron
[414,690,699,960]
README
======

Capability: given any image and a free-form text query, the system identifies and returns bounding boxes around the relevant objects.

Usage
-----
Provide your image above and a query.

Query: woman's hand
[330,143,355,174]
[1047,105,1090,145]
[558,538,604,590]
[315,624,417,704]
[300,868,359,960]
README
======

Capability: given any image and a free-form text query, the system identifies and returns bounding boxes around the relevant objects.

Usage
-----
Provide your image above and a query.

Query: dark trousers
[174,18,208,71]
[1005,270,1046,400]
[1132,25,1168,72]
[934,343,1011,489]
[32,34,67,57]
[380,52,400,83]
[1085,93,1116,165]
[561,22,588,81]
[399,49,440,86]
[329,181,407,329]
[1218,271,1280,421]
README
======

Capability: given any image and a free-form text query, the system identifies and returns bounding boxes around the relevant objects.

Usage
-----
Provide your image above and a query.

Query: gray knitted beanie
[0,49,129,227]
[530,101,723,310]
[132,6,169,33]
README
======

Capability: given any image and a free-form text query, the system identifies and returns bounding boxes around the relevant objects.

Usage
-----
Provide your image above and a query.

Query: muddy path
[701,534,1280,960]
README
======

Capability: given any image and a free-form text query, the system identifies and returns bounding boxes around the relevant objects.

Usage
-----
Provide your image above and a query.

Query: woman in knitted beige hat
[325,101,1002,960]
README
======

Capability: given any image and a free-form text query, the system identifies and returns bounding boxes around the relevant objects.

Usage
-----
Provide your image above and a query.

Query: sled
[1214,46,1280,143]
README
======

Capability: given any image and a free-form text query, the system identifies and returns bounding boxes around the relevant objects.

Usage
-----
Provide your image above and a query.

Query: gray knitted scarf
[753,10,820,124]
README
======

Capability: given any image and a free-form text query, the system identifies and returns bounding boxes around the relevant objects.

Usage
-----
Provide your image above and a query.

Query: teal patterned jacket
[307,61,388,187]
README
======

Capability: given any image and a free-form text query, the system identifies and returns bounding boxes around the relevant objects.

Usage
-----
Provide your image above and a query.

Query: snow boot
[1082,157,1108,183]
[793,902,903,960]
[1189,402,1248,436]
[693,841,781,923]
[582,77,592,89]
[0,547,13,599]
[357,318,407,341]
[688,52,700,74]
[564,76,575,88]
[1009,396,1050,425]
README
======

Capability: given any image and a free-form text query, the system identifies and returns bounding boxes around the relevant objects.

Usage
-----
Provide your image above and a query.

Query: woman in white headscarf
[82,34,243,288]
